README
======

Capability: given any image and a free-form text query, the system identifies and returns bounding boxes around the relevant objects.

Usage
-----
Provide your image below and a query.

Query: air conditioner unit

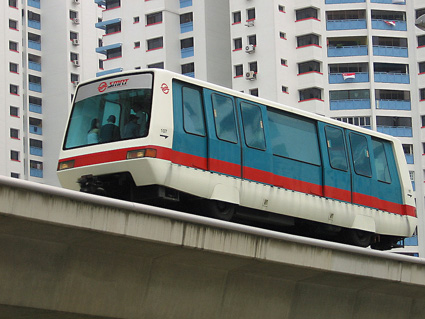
[73,81,79,86]
[245,71,256,80]
[73,18,80,24]
[72,60,80,67]
[245,44,255,53]
[73,0,80,4]
[245,20,255,27]
[72,39,80,45]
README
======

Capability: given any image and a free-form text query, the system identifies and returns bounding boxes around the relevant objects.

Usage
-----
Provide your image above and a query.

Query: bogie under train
[57,69,416,250]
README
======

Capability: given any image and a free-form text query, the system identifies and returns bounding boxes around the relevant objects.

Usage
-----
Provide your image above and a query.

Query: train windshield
[64,73,153,150]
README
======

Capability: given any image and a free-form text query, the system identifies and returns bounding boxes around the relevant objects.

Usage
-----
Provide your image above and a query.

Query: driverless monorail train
[57,69,417,250]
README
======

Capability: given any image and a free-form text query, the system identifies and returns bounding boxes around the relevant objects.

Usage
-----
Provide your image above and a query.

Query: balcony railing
[30,168,43,178]
[28,0,40,8]
[371,0,405,4]
[183,72,195,78]
[180,0,192,8]
[28,40,41,51]
[376,126,412,137]
[405,154,414,164]
[326,0,365,3]
[180,22,193,33]
[326,19,367,31]
[328,45,368,57]
[29,82,42,93]
[329,72,369,84]
[374,72,409,84]
[29,125,42,135]
[373,45,408,57]
[30,146,43,157]
[330,99,371,110]
[181,47,194,58]
[29,103,42,114]
[28,61,41,72]
[28,20,41,30]
[375,99,411,110]
[371,19,407,31]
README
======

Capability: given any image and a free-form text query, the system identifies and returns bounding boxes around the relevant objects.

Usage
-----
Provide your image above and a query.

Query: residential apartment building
[95,0,425,256]
[1,0,102,186]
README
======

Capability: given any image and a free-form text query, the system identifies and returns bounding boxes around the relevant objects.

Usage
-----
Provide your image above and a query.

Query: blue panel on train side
[172,81,208,165]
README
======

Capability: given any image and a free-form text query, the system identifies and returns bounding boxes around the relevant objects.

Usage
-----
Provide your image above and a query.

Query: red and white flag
[384,20,396,26]
[342,73,356,80]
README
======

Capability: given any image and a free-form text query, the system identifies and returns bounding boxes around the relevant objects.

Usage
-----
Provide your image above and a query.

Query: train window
[182,87,205,136]
[325,126,348,171]
[211,94,238,143]
[240,101,266,150]
[349,133,372,177]
[372,139,391,183]
[268,109,320,165]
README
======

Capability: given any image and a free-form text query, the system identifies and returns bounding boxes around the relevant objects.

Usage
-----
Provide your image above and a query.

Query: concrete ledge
[1,177,425,318]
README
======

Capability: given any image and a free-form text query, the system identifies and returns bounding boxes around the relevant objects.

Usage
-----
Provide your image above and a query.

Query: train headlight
[57,160,75,171]
[126,148,157,160]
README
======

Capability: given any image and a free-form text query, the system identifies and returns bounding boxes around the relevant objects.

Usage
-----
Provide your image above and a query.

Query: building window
[9,0,17,8]
[278,5,285,13]
[234,64,243,77]
[282,86,288,93]
[71,73,79,83]
[134,16,140,23]
[333,116,371,128]
[181,62,195,75]
[99,59,104,69]
[10,106,19,117]
[9,19,18,30]
[11,173,20,179]
[30,160,43,178]
[9,41,18,52]
[299,88,322,101]
[419,62,425,74]
[180,12,193,24]
[420,88,425,101]
[181,37,194,49]
[298,61,321,74]
[105,22,121,35]
[234,38,242,50]
[105,0,120,10]
[233,11,241,24]
[281,59,287,66]
[10,84,19,95]
[9,63,18,73]
[70,52,79,62]
[250,88,259,97]
[249,61,258,73]
[134,41,140,48]
[147,37,163,51]
[297,34,320,47]
[147,12,162,25]
[11,150,19,161]
[247,8,255,21]
[248,35,257,46]
[296,8,318,21]
[70,10,78,20]
[10,128,19,139]
[28,11,41,23]
[70,31,78,41]
[148,62,164,69]
[279,32,286,39]
[419,35,425,48]
[106,47,122,59]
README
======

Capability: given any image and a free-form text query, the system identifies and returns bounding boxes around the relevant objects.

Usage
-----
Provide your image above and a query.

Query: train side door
[318,123,352,202]
[203,89,242,177]
[171,81,208,170]
[346,130,375,207]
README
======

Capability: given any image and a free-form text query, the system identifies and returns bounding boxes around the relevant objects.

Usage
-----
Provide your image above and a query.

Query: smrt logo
[98,79,129,93]
[161,83,169,94]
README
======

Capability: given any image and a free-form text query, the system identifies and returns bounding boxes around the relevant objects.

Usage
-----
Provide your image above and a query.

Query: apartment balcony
[181,47,194,59]
[180,22,193,33]
[328,45,367,57]
[371,19,407,31]
[330,99,370,110]
[180,0,192,8]
[375,99,410,110]
[28,0,40,9]
[371,0,405,4]
[326,19,367,31]
[326,0,365,3]
[374,72,409,84]
[29,125,42,135]
[28,61,41,72]
[373,45,408,57]
[329,72,369,84]
[29,103,42,114]
[30,146,42,157]
[28,40,41,51]
[30,168,43,178]
[29,82,42,93]
[28,20,41,30]
[376,126,412,137]
[405,154,414,164]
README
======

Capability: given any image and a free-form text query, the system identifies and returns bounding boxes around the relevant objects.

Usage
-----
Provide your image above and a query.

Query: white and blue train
[57,69,417,249]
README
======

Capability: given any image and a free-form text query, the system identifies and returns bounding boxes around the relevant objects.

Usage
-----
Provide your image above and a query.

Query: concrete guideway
[0,176,425,319]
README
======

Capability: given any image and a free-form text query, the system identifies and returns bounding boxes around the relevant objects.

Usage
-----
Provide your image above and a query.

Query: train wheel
[345,229,372,247]
[206,200,235,221]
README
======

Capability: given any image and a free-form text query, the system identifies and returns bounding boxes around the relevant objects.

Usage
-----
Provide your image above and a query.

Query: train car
[57,69,417,249]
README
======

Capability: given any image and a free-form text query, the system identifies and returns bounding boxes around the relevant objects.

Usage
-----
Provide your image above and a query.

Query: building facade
[1,0,102,186]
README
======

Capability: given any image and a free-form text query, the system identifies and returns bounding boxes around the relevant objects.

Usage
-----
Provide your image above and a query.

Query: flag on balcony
[384,20,396,26]
[343,73,356,80]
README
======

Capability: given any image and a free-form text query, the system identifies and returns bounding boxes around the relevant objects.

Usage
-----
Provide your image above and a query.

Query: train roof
[78,68,400,144]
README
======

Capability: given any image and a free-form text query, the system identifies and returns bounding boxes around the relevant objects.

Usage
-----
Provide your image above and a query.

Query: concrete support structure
[1,176,425,318]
